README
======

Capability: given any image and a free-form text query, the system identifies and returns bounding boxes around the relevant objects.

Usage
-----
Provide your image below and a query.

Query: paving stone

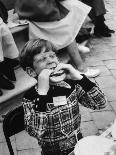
[107,47,116,55]
[110,69,116,78]
[0,122,15,143]
[85,58,104,67]
[103,86,116,101]
[0,142,10,155]
[95,76,116,89]
[91,111,116,129]
[0,124,5,143]
[94,51,115,61]
[89,37,105,46]
[79,106,92,122]
[18,148,41,155]
[80,121,98,137]
[92,44,111,52]
[109,101,116,114]
[85,55,101,63]
[18,149,33,155]
[103,60,116,69]
[31,148,41,155]
[0,141,17,155]
[15,131,40,150]
[96,65,111,76]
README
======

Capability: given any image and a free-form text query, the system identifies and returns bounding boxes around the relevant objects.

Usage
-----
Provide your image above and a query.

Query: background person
[81,0,115,37]
[0,1,19,96]
[15,0,101,78]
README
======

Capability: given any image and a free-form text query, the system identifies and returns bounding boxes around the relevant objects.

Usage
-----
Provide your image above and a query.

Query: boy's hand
[37,69,53,95]
[55,63,83,80]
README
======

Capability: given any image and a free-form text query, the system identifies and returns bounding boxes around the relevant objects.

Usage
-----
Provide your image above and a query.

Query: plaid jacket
[22,76,106,152]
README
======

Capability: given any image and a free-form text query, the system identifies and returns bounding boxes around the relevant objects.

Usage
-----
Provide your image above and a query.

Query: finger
[55,63,68,72]
[39,69,53,79]
[55,63,64,71]
[43,68,54,74]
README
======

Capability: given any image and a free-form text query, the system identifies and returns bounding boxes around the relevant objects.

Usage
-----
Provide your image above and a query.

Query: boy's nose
[47,62,57,69]
[47,56,56,63]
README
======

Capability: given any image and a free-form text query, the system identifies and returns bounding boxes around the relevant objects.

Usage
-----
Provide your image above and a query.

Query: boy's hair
[20,39,56,70]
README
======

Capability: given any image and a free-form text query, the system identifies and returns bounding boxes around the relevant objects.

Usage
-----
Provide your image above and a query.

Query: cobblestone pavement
[0,0,116,154]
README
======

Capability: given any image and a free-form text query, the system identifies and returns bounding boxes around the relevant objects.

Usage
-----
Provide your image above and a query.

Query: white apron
[29,0,91,50]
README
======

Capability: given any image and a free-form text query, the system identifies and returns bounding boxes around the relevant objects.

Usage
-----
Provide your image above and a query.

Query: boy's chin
[50,73,66,83]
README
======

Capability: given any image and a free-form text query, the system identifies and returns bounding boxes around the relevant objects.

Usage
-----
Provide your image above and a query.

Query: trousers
[81,0,106,19]
[41,132,83,155]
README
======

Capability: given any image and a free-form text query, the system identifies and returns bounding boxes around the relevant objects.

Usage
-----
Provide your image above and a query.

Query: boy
[20,39,107,155]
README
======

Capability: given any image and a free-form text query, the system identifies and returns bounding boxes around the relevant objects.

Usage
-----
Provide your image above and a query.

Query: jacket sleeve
[22,98,48,140]
[75,75,107,110]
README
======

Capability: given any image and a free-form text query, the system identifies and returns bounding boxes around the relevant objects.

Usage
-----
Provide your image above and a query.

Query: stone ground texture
[0,0,116,154]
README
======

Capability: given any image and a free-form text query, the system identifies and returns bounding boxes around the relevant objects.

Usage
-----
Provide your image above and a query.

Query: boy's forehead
[33,49,56,60]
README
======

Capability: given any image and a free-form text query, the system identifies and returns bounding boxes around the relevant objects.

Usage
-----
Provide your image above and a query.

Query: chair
[3,105,24,155]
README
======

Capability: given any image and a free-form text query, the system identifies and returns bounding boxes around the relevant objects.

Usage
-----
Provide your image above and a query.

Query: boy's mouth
[49,69,66,83]
[50,70,65,77]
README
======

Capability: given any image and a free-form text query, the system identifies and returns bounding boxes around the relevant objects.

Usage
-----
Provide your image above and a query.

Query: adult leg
[0,22,15,95]
[65,40,87,72]
[0,21,19,81]
[65,40,100,78]
[81,0,114,37]
[81,0,106,20]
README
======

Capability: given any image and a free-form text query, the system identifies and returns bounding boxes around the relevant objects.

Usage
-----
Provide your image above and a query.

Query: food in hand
[50,69,66,83]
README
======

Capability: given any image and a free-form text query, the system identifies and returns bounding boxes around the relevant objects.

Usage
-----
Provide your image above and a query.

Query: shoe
[79,68,100,78]
[104,25,115,33]
[0,89,3,96]
[107,28,115,33]
[2,67,16,82]
[94,27,111,37]
[0,74,15,90]
[78,44,90,54]
[0,60,16,81]
[106,26,115,33]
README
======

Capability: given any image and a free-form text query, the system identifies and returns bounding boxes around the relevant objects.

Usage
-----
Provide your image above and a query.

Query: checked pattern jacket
[22,75,107,151]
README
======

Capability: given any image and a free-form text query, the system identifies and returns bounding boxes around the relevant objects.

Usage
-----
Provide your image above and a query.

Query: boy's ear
[26,67,37,78]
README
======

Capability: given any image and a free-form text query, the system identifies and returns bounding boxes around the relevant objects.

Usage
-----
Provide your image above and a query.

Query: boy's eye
[39,57,46,62]
[42,57,46,61]
[50,53,56,58]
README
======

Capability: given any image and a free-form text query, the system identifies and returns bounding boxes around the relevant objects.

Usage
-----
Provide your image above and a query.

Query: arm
[55,63,107,110]
[22,69,52,139]
[76,75,107,110]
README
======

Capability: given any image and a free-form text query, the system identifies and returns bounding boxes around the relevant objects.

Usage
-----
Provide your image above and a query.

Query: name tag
[53,96,67,106]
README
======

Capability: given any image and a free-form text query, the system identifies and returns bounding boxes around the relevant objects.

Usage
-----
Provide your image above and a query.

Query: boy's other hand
[37,69,53,95]
[55,63,83,80]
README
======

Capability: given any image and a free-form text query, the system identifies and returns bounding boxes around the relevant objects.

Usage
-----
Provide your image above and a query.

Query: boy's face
[33,46,59,75]
[32,46,66,82]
